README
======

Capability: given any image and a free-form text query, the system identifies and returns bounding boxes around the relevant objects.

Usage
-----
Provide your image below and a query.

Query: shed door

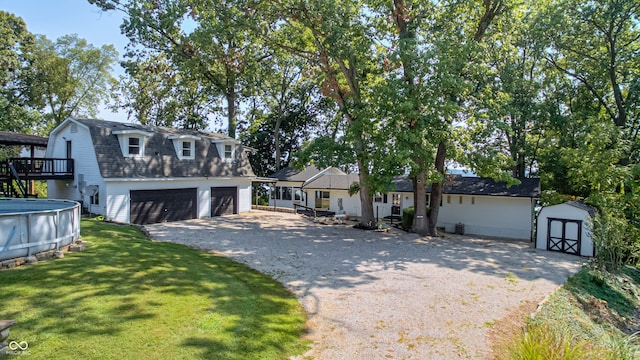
[547,218,581,255]
[130,188,197,225]
[211,187,237,216]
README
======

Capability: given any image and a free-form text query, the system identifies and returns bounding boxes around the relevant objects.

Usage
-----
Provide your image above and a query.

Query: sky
[1,0,130,122]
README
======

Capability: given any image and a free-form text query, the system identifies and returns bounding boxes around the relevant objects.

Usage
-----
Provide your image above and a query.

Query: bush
[402,206,414,230]
[592,211,640,272]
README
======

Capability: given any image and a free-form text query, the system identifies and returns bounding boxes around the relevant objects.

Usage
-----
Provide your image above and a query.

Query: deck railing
[0,158,74,179]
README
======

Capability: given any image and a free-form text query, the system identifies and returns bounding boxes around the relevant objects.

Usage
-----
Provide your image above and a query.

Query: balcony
[0,158,74,181]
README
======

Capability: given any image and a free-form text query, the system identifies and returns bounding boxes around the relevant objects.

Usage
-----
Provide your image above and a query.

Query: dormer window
[211,139,239,162]
[112,129,153,158]
[128,137,141,155]
[168,135,200,160]
[182,141,192,157]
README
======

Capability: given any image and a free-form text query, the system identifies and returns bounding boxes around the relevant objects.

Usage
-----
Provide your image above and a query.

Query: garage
[536,200,596,257]
[130,188,198,225]
[211,187,237,216]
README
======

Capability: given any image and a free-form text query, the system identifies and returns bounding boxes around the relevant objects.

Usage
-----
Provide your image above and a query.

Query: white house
[45,118,256,224]
[267,166,321,209]
[268,166,540,240]
[536,201,596,256]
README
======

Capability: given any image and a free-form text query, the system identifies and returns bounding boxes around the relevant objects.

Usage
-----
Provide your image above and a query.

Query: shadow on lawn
[1,219,308,359]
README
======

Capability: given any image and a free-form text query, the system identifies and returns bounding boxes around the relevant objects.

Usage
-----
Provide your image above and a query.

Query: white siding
[373,192,414,218]
[46,120,106,215]
[105,178,252,223]
[536,203,594,257]
[268,181,305,209]
[437,195,534,240]
[303,188,361,216]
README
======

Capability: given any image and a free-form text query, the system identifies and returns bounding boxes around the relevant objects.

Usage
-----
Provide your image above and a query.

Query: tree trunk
[226,91,236,139]
[412,168,429,235]
[428,141,447,236]
[358,168,375,226]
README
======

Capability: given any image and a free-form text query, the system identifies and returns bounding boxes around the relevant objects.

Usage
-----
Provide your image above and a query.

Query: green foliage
[29,34,118,132]
[348,182,360,197]
[0,11,41,133]
[499,266,640,360]
[501,323,601,360]
[402,206,415,231]
[0,219,310,359]
[590,204,640,272]
[539,190,578,207]
[114,54,212,129]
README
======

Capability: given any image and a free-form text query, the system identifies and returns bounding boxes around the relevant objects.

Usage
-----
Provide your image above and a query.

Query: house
[45,118,256,224]
[267,166,321,209]
[380,174,539,240]
[536,200,596,256]
[268,166,539,240]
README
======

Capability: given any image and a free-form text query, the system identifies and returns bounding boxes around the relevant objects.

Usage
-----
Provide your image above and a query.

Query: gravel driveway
[143,211,583,359]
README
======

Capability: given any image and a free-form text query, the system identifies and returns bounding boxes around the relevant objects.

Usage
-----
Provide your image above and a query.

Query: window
[224,144,233,159]
[182,141,192,157]
[374,193,383,203]
[447,195,451,204]
[128,137,140,155]
[274,186,281,200]
[471,196,475,205]
[90,189,99,205]
[459,196,463,204]
[392,193,401,205]
[315,191,330,209]
[66,140,72,158]
[282,187,292,200]
[294,188,302,201]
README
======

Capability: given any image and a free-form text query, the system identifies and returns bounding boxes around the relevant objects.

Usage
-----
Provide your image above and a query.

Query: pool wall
[0,198,81,263]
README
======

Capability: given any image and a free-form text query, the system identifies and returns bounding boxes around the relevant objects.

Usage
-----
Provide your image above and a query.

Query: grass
[1,219,310,359]
[495,265,640,359]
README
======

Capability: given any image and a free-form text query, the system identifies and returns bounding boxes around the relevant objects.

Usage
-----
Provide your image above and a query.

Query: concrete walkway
[144,211,584,359]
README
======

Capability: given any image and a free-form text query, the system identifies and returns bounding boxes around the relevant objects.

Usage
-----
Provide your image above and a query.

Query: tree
[537,0,640,154]
[114,53,215,129]
[373,0,509,235]
[267,0,387,226]
[240,62,333,177]
[90,0,268,138]
[29,34,118,132]
[0,11,40,133]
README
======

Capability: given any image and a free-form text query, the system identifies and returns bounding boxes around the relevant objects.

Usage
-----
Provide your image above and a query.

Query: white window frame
[113,129,153,158]
[168,135,200,160]
[211,139,239,162]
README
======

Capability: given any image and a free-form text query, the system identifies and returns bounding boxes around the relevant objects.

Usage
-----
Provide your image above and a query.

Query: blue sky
[1,0,129,121]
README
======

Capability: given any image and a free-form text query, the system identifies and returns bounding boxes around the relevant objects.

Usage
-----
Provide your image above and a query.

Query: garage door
[211,187,237,216]
[130,188,198,225]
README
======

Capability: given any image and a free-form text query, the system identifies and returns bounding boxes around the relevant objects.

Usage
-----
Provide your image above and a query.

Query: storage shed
[536,201,596,257]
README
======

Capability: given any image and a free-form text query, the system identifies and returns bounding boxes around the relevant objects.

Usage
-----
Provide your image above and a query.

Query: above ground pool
[0,198,81,262]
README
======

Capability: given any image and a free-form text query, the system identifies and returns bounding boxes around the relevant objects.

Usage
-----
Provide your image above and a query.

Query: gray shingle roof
[268,166,321,182]
[391,174,540,197]
[566,200,597,217]
[302,173,360,190]
[74,118,255,179]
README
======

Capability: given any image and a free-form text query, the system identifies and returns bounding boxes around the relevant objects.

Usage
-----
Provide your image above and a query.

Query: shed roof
[68,118,255,179]
[565,200,597,217]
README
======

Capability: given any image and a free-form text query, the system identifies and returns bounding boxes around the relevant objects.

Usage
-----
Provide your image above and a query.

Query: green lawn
[1,219,309,359]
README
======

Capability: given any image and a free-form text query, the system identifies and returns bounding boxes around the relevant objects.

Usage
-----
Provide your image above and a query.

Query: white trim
[303,166,347,186]
[112,129,153,137]
[168,135,202,141]
[103,176,255,182]
[210,138,240,144]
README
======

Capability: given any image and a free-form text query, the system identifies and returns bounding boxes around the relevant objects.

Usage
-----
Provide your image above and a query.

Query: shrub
[592,211,639,272]
[402,206,414,230]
